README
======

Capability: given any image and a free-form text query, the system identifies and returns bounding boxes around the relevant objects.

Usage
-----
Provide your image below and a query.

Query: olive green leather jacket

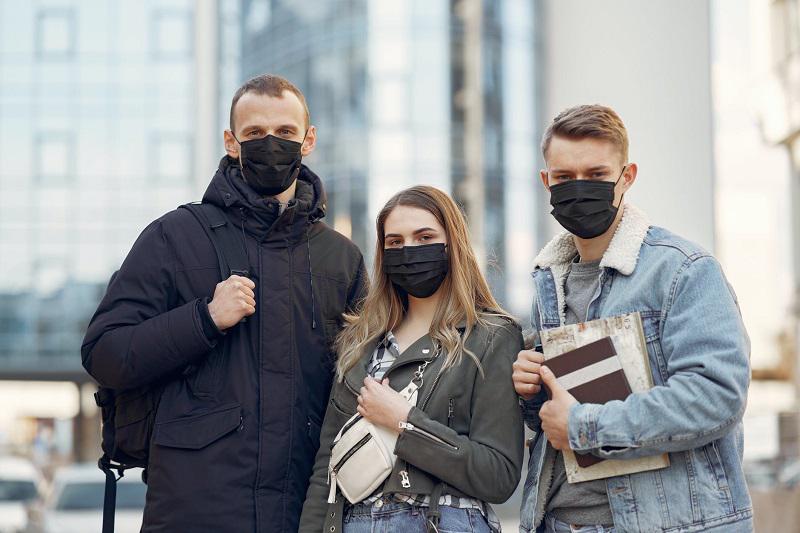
[299,316,525,533]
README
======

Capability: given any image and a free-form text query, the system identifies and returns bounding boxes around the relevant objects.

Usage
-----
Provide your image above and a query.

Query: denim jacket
[519,204,753,533]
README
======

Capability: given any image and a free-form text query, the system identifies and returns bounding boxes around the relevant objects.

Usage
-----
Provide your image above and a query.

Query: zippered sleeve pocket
[399,420,458,450]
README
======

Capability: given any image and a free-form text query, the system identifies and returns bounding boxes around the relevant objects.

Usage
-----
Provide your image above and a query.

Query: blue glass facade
[0,0,199,378]
[237,0,539,310]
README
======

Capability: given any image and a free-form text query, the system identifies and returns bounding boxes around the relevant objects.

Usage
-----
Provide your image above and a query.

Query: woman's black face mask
[236,134,304,196]
[382,243,449,299]
[548,166,626,239]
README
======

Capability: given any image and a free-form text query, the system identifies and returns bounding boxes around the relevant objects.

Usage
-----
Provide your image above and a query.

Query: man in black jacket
[82,74,366,532]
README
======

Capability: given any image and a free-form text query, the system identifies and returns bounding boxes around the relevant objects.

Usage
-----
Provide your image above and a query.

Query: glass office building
[0,0,200,379]
[238,0,539,312]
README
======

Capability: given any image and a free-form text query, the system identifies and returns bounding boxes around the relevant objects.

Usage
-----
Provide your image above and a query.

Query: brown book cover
[543,336,631,467]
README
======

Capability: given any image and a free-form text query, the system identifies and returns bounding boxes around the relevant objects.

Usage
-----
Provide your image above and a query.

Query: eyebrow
[549,165,611,174]
[384,227,438,239]
[239,123,299,133]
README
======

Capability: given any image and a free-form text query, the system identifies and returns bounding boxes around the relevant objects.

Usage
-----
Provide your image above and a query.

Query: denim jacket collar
[532,203,651,276]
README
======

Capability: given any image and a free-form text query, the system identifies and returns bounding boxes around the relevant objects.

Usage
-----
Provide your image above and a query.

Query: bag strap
[332,353,440,444]
[179,203,251,279]
[99,455,132,533]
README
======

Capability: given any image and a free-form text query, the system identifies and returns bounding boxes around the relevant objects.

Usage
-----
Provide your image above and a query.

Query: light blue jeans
[544,514,615,533]
[343,499,492,533]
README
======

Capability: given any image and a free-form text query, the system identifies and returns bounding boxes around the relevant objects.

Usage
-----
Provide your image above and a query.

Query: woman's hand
[357,377,412,433]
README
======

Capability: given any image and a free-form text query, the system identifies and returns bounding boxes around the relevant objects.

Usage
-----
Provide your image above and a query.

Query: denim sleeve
[567,255,751,458]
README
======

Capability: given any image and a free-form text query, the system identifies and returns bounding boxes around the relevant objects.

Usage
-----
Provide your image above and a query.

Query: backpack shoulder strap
[180,202,250,279]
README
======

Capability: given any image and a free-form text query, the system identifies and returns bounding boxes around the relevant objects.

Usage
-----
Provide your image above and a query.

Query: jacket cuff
[568,402,601,451]
[520,396,542,428]
[199,297,225,341]
[169,299,219,359]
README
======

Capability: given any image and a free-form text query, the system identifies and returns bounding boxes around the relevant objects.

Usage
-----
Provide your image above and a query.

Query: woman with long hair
[299,186,524,533]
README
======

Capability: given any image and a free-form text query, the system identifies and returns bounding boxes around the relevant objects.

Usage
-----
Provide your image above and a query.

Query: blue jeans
[343,499,492,533]
[544,514,615,533]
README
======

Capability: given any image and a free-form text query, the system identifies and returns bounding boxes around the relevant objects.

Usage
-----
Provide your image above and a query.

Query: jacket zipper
[327,433,373,502]
[398,421,458,450]
[447,399,454,427]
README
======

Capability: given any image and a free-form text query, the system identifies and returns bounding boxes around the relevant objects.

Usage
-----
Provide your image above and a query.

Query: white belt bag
[327,358,435,504]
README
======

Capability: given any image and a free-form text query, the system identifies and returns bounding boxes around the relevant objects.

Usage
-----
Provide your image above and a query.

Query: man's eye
[591,172,606,179]
[556,175,572,181]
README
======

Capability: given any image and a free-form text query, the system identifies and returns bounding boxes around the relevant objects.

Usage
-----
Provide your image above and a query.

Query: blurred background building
[0,0,798,530]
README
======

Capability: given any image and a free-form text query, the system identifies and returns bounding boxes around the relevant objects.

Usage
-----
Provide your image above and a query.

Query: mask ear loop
[613,164,628,209]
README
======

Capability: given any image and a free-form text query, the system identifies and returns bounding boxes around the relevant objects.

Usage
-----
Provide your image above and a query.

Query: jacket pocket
[639,310,669,385]
[702,441,731,491]
[183,346,224,399]
[153,402,242,450]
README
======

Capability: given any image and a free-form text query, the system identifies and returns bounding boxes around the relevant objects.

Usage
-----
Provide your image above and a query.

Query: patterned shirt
[360,331,502,531]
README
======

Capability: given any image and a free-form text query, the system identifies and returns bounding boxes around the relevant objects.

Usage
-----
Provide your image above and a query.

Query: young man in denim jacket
[512,105,752,533]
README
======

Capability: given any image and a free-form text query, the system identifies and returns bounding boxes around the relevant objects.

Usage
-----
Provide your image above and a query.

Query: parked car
[25,464,145,533]
[0,456,41,533]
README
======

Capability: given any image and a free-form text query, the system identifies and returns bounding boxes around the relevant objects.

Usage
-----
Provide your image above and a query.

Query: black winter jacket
[82,156,366,532]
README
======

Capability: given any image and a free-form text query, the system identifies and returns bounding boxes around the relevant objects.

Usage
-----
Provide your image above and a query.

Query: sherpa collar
[532,203,651,276]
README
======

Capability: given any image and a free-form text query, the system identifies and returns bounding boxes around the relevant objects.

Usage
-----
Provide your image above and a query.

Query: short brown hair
[541,104,628,163]
[229,74,310,132]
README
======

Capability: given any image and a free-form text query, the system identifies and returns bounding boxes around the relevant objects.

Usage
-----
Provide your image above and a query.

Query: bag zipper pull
[327,469,337,503]
[399,421,414,431]
[400,470,411,489]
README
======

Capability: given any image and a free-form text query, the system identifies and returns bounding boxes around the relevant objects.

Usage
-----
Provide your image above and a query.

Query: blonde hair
[541,104,629,163]
[335,186,511,379]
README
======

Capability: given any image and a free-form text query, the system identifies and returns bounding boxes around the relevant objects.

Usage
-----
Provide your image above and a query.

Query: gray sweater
[542,257,614,526]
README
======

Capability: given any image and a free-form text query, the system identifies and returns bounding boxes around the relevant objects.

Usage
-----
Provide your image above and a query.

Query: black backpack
[94,202,250,533]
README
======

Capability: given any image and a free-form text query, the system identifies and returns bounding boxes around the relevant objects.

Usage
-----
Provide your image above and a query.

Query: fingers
[513,358,543,378]
[517,349,544,364]
[539,366,559,390]
[515,382,541,398]
[229,275,256,290]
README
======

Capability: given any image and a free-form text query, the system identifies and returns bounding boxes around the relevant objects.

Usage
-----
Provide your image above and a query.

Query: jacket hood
[202,156,327,242]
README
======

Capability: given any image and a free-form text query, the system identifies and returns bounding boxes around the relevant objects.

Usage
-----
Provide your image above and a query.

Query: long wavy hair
[335,186,511,379]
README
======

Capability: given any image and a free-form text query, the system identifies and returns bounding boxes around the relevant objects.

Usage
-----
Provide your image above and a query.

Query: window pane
[36,8,75,58]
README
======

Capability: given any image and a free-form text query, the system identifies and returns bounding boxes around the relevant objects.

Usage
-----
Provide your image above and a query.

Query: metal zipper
[447,399,454,427]
[331,433,373,474]
[338,414,363,438]
[398,421,458,450]
[327,432,374,501]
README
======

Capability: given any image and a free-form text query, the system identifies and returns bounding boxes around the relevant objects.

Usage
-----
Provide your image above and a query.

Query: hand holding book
[538,365,578,452]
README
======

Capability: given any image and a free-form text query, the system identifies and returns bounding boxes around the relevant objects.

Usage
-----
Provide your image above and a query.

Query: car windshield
[0,479,38,501]
[55,481,146,510]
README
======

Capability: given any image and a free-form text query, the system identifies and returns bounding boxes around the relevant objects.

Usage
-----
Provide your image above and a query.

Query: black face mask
[383,243,449,299]
[548,166,626,239]
[236,134,303,196]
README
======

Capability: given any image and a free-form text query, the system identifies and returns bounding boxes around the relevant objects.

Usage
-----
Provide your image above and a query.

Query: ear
[301,125,317,157]
[224,129,240,159]
[621,163,638,193]
[539,169,551,192]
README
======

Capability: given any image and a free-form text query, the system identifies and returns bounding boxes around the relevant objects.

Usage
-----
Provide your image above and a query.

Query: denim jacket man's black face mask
[548,166,627,239]
[382,243,449,299]
[236,134,304,196]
